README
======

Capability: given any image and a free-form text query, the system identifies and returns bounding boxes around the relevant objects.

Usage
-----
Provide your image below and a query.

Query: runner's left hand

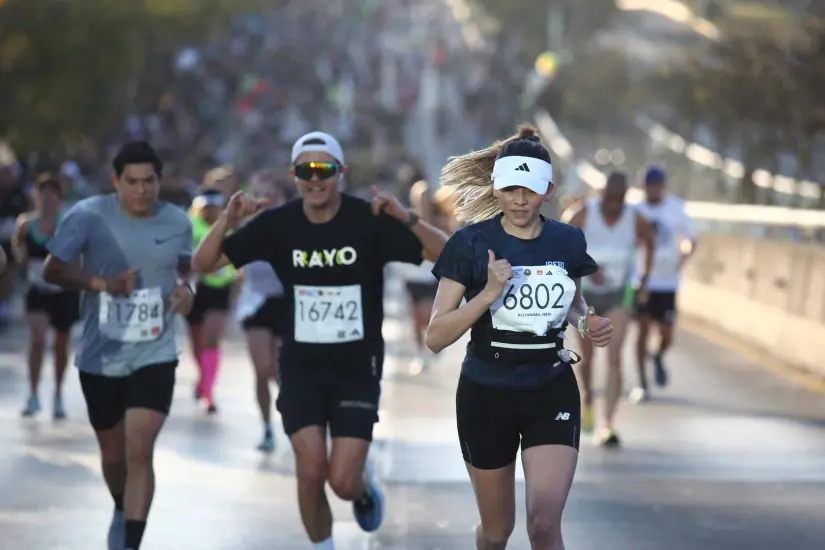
[169,283,195,316]
[585,315,613,347]
[370,185,411,223]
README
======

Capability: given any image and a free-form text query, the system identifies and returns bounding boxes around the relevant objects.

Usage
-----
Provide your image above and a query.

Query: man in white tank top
[566,172,653,446]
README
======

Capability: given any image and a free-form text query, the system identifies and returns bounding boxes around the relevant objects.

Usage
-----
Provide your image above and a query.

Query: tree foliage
[473,0,618,58]
[651,18,825,204]
[0,0,271,154]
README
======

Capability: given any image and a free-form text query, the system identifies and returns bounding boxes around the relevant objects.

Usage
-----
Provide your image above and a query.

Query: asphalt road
[1,276,824,549]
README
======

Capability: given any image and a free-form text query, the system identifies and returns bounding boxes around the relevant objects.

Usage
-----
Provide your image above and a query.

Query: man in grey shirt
[44,141,194,550]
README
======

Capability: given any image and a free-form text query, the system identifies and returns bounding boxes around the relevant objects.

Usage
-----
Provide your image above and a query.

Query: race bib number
[490,265,577,336]
[98,287,164,343]
[27,259,63,293]
[293,284,364,344]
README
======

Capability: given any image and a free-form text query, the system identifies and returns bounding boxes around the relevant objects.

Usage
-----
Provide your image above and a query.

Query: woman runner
[13,174,80,419]
[236,171,289,452]
[187,187,236,413]
[426,125,613,550]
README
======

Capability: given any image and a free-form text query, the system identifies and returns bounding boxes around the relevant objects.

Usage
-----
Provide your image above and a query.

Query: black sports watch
[404,211,420,228]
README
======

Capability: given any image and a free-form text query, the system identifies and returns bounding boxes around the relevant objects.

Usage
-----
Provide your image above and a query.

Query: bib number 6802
[503,282,565,310]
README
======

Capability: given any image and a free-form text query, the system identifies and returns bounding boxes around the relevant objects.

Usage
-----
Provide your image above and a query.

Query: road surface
[1,276,824,549]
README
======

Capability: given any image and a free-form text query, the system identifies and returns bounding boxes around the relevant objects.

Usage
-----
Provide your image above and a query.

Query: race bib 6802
[490,265,576,336]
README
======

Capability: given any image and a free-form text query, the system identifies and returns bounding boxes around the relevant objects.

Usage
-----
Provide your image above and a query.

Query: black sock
[112,493,124,512]
[124,520,147,550]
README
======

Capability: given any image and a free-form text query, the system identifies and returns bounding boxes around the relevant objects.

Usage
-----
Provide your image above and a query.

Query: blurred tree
[0,0,271,155]
[473,0,617,59]
[655,18,825,205]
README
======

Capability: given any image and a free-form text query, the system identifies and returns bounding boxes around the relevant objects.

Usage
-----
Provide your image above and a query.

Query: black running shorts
[634,290,677,325]
[276,356,382,441]
[242,296,288,336]
[456,367,581,470]
[186,283,231,326]
[25,288,80,331]
[78,361,178,431]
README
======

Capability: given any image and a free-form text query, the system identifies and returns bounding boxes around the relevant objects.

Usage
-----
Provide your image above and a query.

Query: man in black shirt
[193,131,447,548]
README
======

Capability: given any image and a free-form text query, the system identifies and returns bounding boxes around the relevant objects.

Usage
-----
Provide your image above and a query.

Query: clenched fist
[482,250,514,302]
[226,191,269,224]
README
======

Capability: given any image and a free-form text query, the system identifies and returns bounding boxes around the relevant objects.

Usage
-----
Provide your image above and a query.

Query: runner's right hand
[104,269,138,295]
[482,250,513,300]
[226,191,269,222]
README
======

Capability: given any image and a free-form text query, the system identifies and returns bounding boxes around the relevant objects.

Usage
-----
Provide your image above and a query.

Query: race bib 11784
[490,265,577,336]
[98,287,164,343]
[293,284,364,344]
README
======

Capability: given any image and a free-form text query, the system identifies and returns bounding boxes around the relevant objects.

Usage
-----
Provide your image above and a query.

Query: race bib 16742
[293,284,364,344]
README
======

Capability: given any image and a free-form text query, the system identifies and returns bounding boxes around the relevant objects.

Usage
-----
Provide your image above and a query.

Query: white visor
[192,193,225,208]
[491,156,553,195]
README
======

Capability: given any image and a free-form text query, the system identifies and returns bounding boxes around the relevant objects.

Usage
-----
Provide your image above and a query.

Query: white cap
[291,131,345,165]
[491,155,553,195]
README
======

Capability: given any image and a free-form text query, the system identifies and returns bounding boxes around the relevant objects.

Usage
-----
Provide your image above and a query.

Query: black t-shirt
[222,194,423,370]
[432,214,597,389]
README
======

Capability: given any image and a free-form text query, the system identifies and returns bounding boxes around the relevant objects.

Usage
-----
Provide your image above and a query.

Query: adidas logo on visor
[514,163,530,172]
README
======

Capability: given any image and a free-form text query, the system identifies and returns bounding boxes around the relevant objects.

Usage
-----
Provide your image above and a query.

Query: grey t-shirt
[47,194,192,376]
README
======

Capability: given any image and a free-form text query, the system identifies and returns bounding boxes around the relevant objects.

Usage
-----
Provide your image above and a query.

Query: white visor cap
[291,131,345,166]
[491,155,553,195]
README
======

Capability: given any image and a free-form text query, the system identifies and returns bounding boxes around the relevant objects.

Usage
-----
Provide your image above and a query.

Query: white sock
[313,537,335,550]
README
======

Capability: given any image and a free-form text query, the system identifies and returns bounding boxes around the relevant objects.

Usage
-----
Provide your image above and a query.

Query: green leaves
[0,0,272,153]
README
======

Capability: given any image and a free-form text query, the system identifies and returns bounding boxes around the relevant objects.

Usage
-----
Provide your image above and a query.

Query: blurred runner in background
[13,174,80,419]
[398,180,439,374]
[236,170,289,452]
[187,187,236,414]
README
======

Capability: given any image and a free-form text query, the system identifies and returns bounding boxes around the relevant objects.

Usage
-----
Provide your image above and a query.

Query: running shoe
[629,386,649,404]
[597,428,621,448]
[257,429,276,453]
[107,509,124,550]
[353,459,385,533]
[653,353,668,387]
[53,394,66,420]
[581,405,594,434]
[21,395,40,417]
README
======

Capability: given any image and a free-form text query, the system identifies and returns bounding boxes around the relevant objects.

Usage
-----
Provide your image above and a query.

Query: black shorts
[25,288,80,331]
[276,355,382,441]
[242,296,288,335]
[635,290,677,325]
[186,283,231,326]
[456,367,581,470]
[406,281,438,303]
[78,361,177,431]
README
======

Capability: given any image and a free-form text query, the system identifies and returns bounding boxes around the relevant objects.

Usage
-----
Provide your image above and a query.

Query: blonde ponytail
[439,124,542,225]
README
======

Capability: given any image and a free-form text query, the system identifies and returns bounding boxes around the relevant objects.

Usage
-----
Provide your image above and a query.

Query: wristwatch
[404,211,420,228]
[577,306,596,337]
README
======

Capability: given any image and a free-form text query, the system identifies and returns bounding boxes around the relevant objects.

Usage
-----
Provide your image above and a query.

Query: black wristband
[404,211,420,228]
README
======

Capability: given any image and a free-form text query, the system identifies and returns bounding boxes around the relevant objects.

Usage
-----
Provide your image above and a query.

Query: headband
[192,193,225,209]
[491,156,553,195]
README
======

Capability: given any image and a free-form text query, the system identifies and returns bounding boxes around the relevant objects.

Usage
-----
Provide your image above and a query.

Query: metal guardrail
[534,110,825,230]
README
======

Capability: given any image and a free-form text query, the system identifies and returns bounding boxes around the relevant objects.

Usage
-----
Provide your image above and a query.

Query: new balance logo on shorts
[555,412,570,421]
[514,163,530,172]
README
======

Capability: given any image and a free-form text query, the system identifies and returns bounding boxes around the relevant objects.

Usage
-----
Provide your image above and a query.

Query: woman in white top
[237,171,289,452]
[401,180,446,374]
